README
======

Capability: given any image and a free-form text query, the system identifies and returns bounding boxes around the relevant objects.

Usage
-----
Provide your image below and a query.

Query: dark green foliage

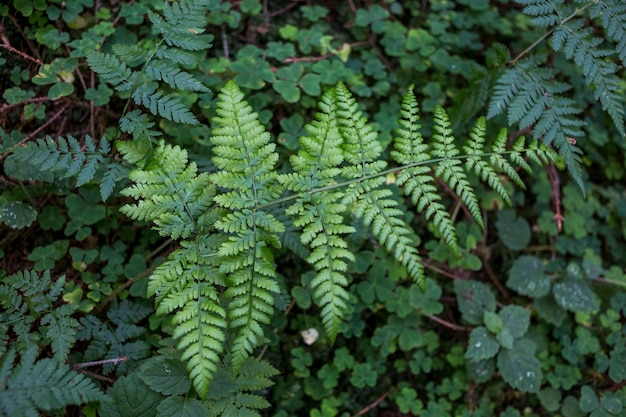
[1,0,626,416]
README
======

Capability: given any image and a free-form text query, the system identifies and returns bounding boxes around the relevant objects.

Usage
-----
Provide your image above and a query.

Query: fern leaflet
[392,87,460,256]
[119,140,226,397]
[432,106,483,227]
[209,80,285,372]
[280,87,354,342]
[0,347,104,417]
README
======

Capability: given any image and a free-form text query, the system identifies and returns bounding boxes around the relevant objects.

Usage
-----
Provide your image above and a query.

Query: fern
[488,56,585,190]
[0,270,79,361]
[588,0,626,66]
[6,135,122,200]
[280,87,355,342]
[0,347,104,417]
[119,139,226,397]
[392,87,460,256]
[118,80,558,399]
[209,80,285,371]
[205,358,279,417]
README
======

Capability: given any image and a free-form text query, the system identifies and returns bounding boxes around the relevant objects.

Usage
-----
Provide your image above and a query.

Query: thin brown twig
[351,391,389,417]
[547,162,564,232]
[483,260,510,300]
[428,314,470,331]
[268,1,299,18]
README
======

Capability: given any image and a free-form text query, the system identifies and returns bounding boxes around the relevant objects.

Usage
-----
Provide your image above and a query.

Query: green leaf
[538,387,562,412]
[99,373,161,417]
[579,386,599,413]
[454,280,496,325]
[466,327,499,360]
[495,209,531,250]
[139,356,191,396]
[499,305,530,339]
[483,311,504,334]
[0,201,37,229]
[466,358,495,383]
[497,339,542,393]
[156,396,206,417]
[507,255,551,298]
[553,280,600,313]
[273,80,300,102]
[48,82,74,99]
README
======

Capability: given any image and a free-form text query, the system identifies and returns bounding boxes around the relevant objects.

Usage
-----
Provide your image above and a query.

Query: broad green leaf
[408,278,443,315]
[273,80,300,103]
[466,357,495,383]
[534,293,567,326]
[48,82,75,99]
[499,305,530,339]
[156,396,206,417]
[553,280,600,313]
[139,356,190,396]
[454,280,496,325]
[466,327,499,360]
[483,311,504,333]
[0,201,37,229]
[497,339,542,393]
[538,387,562,412]
[99,374,161,417]
[495,209,531,250]
[507,255,551,297]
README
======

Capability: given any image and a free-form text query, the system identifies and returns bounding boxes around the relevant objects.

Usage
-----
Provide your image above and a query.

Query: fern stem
[510,3,593,65]
[259,150,533,211]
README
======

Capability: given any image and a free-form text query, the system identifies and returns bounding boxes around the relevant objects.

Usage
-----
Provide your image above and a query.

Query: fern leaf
[0,347,103,417]
[86,50,134,90]
[280,87,354,341]
[516,0,562,28]
[100,162,128,201]
[463,117,512,206]
[119,109,162,144]
[392,87,460,256]
[335,82,424,287]
[131,85,199,125]
[432,105,483,227]
[490,128,525,189]
[145,59,209,92]
[589,0,626,66]
[551,18,625,136]
[210,80,285,371]
[206,358,279,417]
[120,140,214,239]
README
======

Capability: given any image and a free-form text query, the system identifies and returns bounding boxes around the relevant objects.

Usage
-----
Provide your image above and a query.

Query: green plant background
[1,0,626,416]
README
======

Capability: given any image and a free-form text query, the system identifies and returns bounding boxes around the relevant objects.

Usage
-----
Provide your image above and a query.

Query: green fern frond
[0,270,78,362]
[210,80,285,371]
[589,0,626,66]
[0,347,104,417]
[9,135,111,189]
[120,140,214,239]
[147,0,214,51]
[206,358,279,417]
[432,105,483,227]
[131,85,199,125]
[392,87,460,256]
[86,50,135,91]
[144,60,209,92]
[119,110,163,144]
[335,82,424,288]
[490,129,525,188]
[516,0,562,28]
[464,117,512,206]
[280,87,354,341]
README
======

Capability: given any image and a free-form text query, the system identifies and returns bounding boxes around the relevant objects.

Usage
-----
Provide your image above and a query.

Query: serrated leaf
[454,280,496,325]
[466,357,495,383]
[507,255,551,298]
[99,374,161,417]
[499,305,530,339]
[497,339,542,393]
[495,209,531,250]
[139,356,191,396]
[466,327,500,360]
[553,280,600,313]
[0,201,37,229]
[156,396,206,417]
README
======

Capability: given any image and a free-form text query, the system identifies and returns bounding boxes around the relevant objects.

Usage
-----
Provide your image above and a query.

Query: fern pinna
[487,0,626,191]
[119,81,556,398]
